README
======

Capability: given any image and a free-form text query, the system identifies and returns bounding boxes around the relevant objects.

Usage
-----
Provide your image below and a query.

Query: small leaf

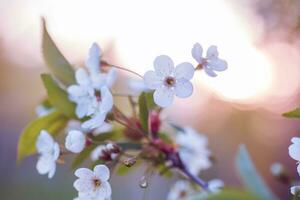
[17,111,68,162]
[41,74,76,118]
[42,18,75,85]
[235,145,279,200]
[144,91,156,110]
[283,108,300,118]
[138,92,149,132]
[189,188,262,200]
[71,145,95,170]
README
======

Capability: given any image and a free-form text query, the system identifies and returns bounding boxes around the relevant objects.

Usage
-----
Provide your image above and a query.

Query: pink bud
[149,111,161,138]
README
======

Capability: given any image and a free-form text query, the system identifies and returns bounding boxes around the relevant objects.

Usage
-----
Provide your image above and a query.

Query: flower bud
[149,111,161,138]
[106,142,121,154]
[270,162,291,184]
[123,157,137,167]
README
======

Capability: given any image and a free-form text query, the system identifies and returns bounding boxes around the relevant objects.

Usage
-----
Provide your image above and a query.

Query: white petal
[65,130,86,153]
[75,168,94,178]
[106,68,117,88]
[90,145,106,161]
[297,164,300,177]
[153,86,174,107]
[174,80,193,98]
[36,130,54,154]
[206,45,219,60]
[291,186,300,196]
[289,142,300,161]
[128,79,149,95]
[94,165,110,181]
[36,155,56,178]
[96,181,112,199]
[208,179,224,193]
[93,122,112,136]
[74,178,94,193]
[82,113,106,130]
[48,163,56,179]
[76,102,89,119]
[292,137,300,144]
[91,74,107,90]
[143,71,162,89]
[209,59,228,71]
[36,156,51,174]
[175,62,195,80]
[153,55,174,77]
[76,68,91,86]
[86,43,101,75]
[191,43,203,63]
[68,85,86,98]
[99,87,113,113]
[204,67,218,77]
[52,142,60,160]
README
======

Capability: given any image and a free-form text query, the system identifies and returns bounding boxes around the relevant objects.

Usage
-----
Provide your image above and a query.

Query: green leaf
[71,145,95,170]
[138,92,156,132]
[144,91,156,110]
[235,145,279,200]
[283,108,300,118]
[17,111,68,162]
[189,189,262,200]
[41,74,76,118]
[42,18,75,85]
[138,92,149,132]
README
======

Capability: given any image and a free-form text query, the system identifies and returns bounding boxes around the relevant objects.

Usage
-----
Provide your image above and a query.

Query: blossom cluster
[19,22,229,200]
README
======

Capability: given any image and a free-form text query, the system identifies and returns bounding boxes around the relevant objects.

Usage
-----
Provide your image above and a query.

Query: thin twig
[101,60,143,79]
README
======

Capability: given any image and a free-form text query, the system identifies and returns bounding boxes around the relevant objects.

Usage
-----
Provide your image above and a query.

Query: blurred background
[1,0,300,199]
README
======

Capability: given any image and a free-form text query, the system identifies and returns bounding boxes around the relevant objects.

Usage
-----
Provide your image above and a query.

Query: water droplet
[139,176,148,189]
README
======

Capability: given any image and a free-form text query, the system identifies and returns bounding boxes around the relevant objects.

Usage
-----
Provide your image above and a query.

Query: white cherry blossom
[36,130,60,179]
[288,137,300,175]
[67,68,96,118]
[143,55,194,107]
[176,127,211,175]
[81,87,113,130]
[73,165,112,200]
[86,43,117,89]
[192,43,227,77]
[65,130,86,153]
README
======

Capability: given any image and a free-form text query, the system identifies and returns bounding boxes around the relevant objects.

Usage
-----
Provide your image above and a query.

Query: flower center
[179,190,187,198]
[93,178,102,188]
[164,76,176,87]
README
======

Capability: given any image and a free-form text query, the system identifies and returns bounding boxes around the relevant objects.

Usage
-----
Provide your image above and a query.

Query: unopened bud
[149,111,161,138]
[270,162,291,184]
[99,149,112,161]
[106,142,121,154]
[123,157,137,167]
